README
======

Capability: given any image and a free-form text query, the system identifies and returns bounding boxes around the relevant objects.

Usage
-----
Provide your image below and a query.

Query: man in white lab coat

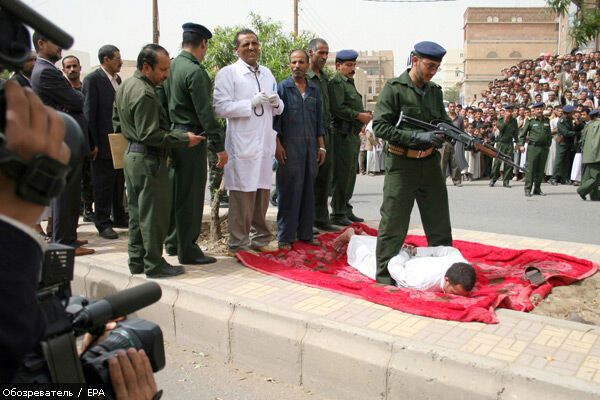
[213,29,284,254]
[333,228,476,296]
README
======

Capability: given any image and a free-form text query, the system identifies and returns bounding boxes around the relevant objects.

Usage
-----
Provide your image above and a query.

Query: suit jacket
[31,58,90,154]
[83,68,120,159]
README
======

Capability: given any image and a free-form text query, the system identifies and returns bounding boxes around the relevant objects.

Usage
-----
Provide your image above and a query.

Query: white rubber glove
[268,93,280,107]
[251,92,270,107]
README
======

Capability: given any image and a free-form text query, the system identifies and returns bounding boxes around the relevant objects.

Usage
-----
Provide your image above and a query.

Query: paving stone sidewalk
[72,210,600,399]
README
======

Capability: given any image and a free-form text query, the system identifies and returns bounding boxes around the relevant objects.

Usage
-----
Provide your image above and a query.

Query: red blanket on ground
[236,224,597,323]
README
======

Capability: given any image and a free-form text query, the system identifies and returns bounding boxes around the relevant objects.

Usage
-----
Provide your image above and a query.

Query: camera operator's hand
[0,81,70,225]
[109,348,161,400]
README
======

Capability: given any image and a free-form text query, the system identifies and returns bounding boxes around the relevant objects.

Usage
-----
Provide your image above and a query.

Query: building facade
[327,50,394,109]
[459,7,569,104]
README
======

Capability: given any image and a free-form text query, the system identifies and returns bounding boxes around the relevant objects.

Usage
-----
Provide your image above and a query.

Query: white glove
[251,92,269,107]
[268,93,280,107]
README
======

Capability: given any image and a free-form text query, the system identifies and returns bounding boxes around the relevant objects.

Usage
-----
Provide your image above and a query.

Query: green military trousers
[577,162,600,201]
[165,142,208,262]
[123,151,172,275]
[552,143,574,183]
[331,133,360,221]
[490,143,514,184]
[314,131,333,226]
[524,144,549,194]
[375,150,453,285]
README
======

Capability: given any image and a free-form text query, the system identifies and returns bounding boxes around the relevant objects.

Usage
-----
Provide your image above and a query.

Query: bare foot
[333,227,355,252]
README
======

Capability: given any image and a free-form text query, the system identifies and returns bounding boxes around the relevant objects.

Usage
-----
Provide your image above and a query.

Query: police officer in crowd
[518,102,553,197]
[329,49,371,226]
[550,104,584,185]
[372,41,452,285]
[160,23,227,265]
[489,104,519,188]
[578,109,600,200]
[113,44,203,278]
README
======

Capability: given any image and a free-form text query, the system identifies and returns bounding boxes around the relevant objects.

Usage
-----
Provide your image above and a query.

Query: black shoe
[165,248,177,256]
[83,210,95,222]
[179,255,217,265]
[503,182,511,188]
[525,192,532,197]
[270,193,278,207]
[578,191,587,201]
[314,223,339,232]
[489,180,496,187]
[549,179,558,186]
[533,191,546,196]
[146,264,185,278]
[348,214,364,223]
[330,217,353,226]
[99,227,119,239]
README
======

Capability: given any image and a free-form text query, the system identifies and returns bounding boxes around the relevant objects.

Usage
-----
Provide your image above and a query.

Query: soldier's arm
[372,83,414,146]
[329,79,359,122]
[133,93,189,148]
[189,69,224,153]
[518,121,530,146]
[155,84,170,124]
[557,120,576,138]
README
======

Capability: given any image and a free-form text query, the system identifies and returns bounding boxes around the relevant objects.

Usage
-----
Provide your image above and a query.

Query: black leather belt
[127,142,168,158]
[173,123,205,136]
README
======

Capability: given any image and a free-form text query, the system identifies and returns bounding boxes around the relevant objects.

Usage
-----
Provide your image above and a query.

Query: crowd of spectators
[453,50,600,183]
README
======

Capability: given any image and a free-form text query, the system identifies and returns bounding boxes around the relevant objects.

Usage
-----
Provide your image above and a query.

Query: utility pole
[152,0,160,44]
[293,0,299,37]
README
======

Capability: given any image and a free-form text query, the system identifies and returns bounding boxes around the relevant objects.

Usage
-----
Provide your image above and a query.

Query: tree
[204,13,314,81]
[443,86,460,104]
[547,0,600,48]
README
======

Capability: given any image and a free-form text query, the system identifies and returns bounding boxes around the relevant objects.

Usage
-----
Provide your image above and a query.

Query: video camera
[1,1,166,397]
[16,244,165,399]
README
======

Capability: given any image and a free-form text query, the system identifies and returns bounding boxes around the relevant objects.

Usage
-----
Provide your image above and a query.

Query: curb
[73,260,600,400]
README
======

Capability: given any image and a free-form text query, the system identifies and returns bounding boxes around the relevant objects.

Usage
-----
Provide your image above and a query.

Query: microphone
[72,282,162,332]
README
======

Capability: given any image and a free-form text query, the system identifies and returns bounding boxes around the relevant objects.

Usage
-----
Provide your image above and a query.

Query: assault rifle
[396,112,527,173]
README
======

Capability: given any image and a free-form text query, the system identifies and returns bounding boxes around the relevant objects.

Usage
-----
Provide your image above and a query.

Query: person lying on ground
[333,227,476,296]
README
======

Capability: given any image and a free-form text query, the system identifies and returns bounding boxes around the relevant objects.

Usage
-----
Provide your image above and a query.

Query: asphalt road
[348,174,600,245]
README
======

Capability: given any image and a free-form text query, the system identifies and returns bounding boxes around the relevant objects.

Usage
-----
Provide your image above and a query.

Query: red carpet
[236,224,597,323]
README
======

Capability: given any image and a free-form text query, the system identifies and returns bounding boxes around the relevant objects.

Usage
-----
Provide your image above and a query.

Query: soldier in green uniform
[308,38,337,231]
[160,23,227,265]
[550,105,584,185]
[373,41,451,285]
[113,44,203,278]
[518,102,552,197]
[577,109,600,201]
[329,49,372,226]
[489,105,518,188]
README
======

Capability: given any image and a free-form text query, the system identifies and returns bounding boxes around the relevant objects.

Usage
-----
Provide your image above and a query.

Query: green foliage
[0,70,11,81]
[204,13,314,82]
[443,87,460,103]
[547,0,600,48]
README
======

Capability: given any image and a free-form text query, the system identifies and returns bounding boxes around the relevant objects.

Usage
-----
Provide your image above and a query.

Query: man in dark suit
[83,45,127,239]
[30,31,94,256]
[10,51,36,88]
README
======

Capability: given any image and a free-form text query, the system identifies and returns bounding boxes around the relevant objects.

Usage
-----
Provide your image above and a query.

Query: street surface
[349,174,599,245]
[156,341,326,400]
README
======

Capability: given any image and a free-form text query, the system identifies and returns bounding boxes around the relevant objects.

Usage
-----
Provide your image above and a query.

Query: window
[487,51,498,58]
[510,51,522,58]
[493,16,499,22]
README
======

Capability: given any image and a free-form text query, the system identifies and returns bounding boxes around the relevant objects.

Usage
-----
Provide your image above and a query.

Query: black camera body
[16,245,165,399]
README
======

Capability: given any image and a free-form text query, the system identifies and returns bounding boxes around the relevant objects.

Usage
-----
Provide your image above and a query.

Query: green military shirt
[113,70,189,148]
[557,116,584,145]
[581,119,600,164]
[161,51,224,153]
[307,68,331,131]
[519,116,552,147]
[496,117,518,144]
[373,69,449,147]
[329,71,364,134]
